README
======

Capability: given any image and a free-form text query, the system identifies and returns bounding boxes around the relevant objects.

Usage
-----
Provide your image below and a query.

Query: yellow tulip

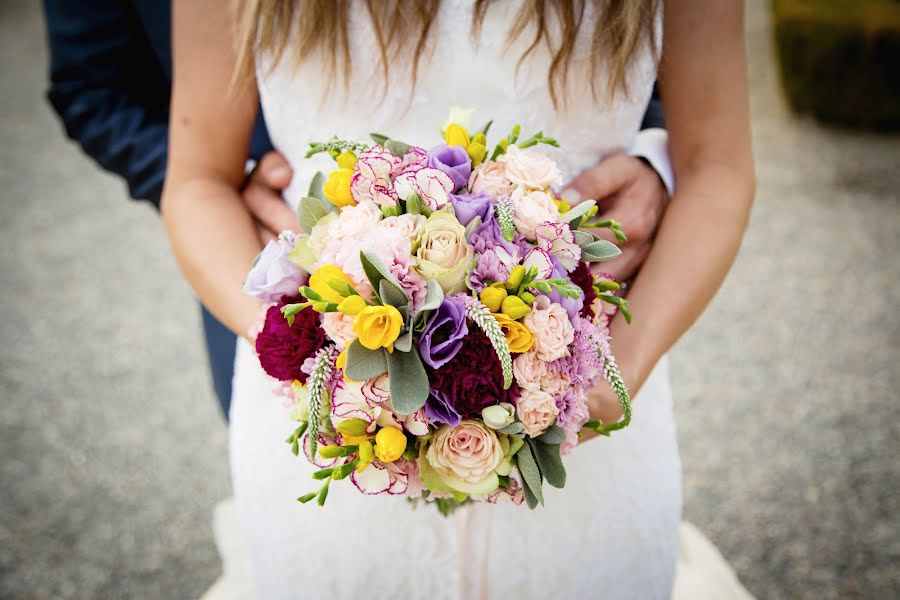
[337,294,367,316]
[323,168,356,209]
[444,123,470,148]
[493,313,535,353]
[500,295,531,320]
[374,427,407,463]
[308,264,353,304]
[479,286,507,313]
[335,150,357,170]
[352,305,403,350]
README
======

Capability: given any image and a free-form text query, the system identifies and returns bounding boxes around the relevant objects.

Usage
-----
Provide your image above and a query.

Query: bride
[162,1,754,598]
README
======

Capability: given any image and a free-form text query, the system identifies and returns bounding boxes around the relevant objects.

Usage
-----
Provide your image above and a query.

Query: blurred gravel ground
[1,2,898,599]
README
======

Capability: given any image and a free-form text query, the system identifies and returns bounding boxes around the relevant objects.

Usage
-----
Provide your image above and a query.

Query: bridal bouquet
[244,109,633,513]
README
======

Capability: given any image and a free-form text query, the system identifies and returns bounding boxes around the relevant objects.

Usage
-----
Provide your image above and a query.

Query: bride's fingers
[242,181,300,235]
[593,242,651,283]
[563,153,633,204]
[255,221,276,245]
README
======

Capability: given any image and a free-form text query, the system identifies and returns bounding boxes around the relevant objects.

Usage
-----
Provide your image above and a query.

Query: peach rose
[499,145,562,190]
[510,187,560,241]
[468,161,515,198]
[512,349,551,391]
[321,312,355,349]
[523,295,574,361]
[427,420,504,484]
[516,388,559,437]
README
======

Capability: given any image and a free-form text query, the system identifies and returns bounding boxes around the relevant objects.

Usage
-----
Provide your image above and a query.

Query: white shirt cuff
[627,128,675,197]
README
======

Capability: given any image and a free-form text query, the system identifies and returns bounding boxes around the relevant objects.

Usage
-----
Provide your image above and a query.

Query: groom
[42,0,673,420]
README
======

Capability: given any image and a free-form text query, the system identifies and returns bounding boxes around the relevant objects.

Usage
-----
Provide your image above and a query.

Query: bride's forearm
[608,161,755,391]
[162,177,262,338]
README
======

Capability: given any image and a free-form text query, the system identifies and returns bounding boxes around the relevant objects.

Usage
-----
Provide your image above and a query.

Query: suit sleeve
[42,0,171,210]
[629,83,674,195]
[640,83,666,130]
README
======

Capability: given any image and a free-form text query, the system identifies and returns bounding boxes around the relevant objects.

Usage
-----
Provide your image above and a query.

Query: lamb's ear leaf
[573,229,597,248]
[515,443,544,507]
[360,251,405,299]
[297,196,329,233]
[419,280,444,313]
[497,421,525,436]
[582,240,622,262]
[394,331,413,353]
[344,340,388,381]
[536,424,566,445]
[386,348,429,415]
[529,438,566,489]
[379,278,409,309]
[558,200,596,229]
[370,132,389,146]
[385,139,411,157]
[307,171,326,203]
[522,479,540,509]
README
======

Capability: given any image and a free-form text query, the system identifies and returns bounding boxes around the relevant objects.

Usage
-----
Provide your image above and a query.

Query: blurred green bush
[772,0,900,130]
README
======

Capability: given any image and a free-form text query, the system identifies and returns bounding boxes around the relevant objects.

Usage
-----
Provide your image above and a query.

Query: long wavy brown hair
[232,0,659,107]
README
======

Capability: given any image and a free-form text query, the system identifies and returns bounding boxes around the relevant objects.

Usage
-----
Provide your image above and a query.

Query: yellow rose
[444,123,470,148]
[309,264,354,304]
[479,286,507,313]
[335,150,357,170]
[493,313,535,353]
[323,168,355,209]
[353,305,403,350]
[374,427,407,463]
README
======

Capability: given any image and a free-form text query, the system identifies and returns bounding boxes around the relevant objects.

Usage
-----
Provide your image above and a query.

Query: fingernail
[561,187,582,204]
[269,166,291,180]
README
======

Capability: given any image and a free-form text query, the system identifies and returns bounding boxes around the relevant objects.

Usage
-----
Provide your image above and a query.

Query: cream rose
[500,145,562,190]
[510,187,560,240]
[523,295,574,361]
[425,421,503,493]
[468,161,514,198]
[516,388,559,437]
[414,212,474,294]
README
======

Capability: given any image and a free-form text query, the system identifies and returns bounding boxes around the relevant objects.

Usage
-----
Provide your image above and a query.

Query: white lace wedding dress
[229,2,682,598]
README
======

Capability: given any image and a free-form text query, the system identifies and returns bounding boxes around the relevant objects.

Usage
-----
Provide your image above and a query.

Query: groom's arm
[42,0,170,209]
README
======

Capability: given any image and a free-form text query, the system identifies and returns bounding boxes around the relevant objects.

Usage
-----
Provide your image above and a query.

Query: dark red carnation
[429,331,519,418]
[255,303,326,383]
[570,261,597,319]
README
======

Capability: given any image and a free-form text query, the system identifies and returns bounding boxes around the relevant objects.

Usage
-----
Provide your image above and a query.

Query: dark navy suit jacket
[42,0,664,420]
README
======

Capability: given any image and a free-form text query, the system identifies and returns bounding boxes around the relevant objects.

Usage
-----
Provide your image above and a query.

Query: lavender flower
[448,192,493,226]
[243,232,306,302]
[427,144,472,192]
[425,390,462,427]
[419,296,469,369]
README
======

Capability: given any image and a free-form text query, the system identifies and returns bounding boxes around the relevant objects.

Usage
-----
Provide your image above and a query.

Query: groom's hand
[565,153,668,282]
[243,151,298,244]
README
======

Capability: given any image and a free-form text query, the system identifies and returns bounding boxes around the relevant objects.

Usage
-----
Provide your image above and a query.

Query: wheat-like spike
[306,346,335,458]
[459,295,514,389]
[495,198,517,242]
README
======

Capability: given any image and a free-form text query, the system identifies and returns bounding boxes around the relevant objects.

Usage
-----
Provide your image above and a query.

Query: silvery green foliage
[297,195,329,234]
[306,347,335,458]
[495,198,517,242]
[559,199,596,229]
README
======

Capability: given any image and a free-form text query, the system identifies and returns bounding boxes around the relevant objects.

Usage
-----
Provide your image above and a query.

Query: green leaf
[297,196,329,234]
[515,443,544,507]
[394,331,413,353]
[497,421,525,436]
[464,215,483,240]
[297,491,318,504]
[477,119,493,135]
[582,240,622,262]
[386,347,429,414]
[536,424,566,445]
[370,132,389,145]
[522,477,540,509]
[360,251,405,301]
[307,171,326,202]
[405,192,432,217]
[379,278,409,310]
[529,438,566,489]
[573,229,597,247]
[419,280,444,313]
[344,339,388,381]
[558,200,596,229]
[385,139,410,157]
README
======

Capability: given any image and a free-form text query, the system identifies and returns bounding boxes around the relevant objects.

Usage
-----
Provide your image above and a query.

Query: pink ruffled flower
[522,247,555,280]
[394,167,454,210]
[321,312,355,350]
[398,146,428,173]
[350,459,410,495]
[485,478,526,505]
[560,398,590,456]
[388,248,429,312]
[379,213,425,243]
[535,221,582,272]
[523,295,575,362]
[359,375,430,436]
[351,147,401,208]
[516,388,559,437]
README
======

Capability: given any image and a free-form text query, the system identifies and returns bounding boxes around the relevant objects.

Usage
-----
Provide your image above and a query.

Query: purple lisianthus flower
[419,296,469,369]
[428,144,472,192]
[449,192,493,226]
[425,390,462,427]
[243,232,306,302]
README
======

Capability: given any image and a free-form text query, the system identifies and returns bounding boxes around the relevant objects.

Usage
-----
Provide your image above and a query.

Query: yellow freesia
[374,427,407,463]
[479,286,507,313]
[335,150,357,170]
[352,305,403,350]
[500,295,531,320]
[337,294,367,316]
[357,439,375,472]
[493,313,535,353]
[323,168,355,209]
[444,123,470,149]
[506,265,526,292]
[308,264,353,304]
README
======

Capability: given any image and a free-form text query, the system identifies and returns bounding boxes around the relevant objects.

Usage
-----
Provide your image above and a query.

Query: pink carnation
[523,295,574,362]
[516,388,559,437]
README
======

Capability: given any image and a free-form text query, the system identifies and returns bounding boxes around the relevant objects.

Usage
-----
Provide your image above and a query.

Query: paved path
[1,2,898,598]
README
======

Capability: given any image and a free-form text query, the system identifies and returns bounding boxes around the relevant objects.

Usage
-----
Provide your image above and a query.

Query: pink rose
[321,312,355,349]
[512,349,551,391]
[325,199,382,244]
[499,145,562,190]
[523,295,574,361]
[510,187,560,240]
[516,388,560,437]
[427,420,504,484]
[468,161,514,198]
